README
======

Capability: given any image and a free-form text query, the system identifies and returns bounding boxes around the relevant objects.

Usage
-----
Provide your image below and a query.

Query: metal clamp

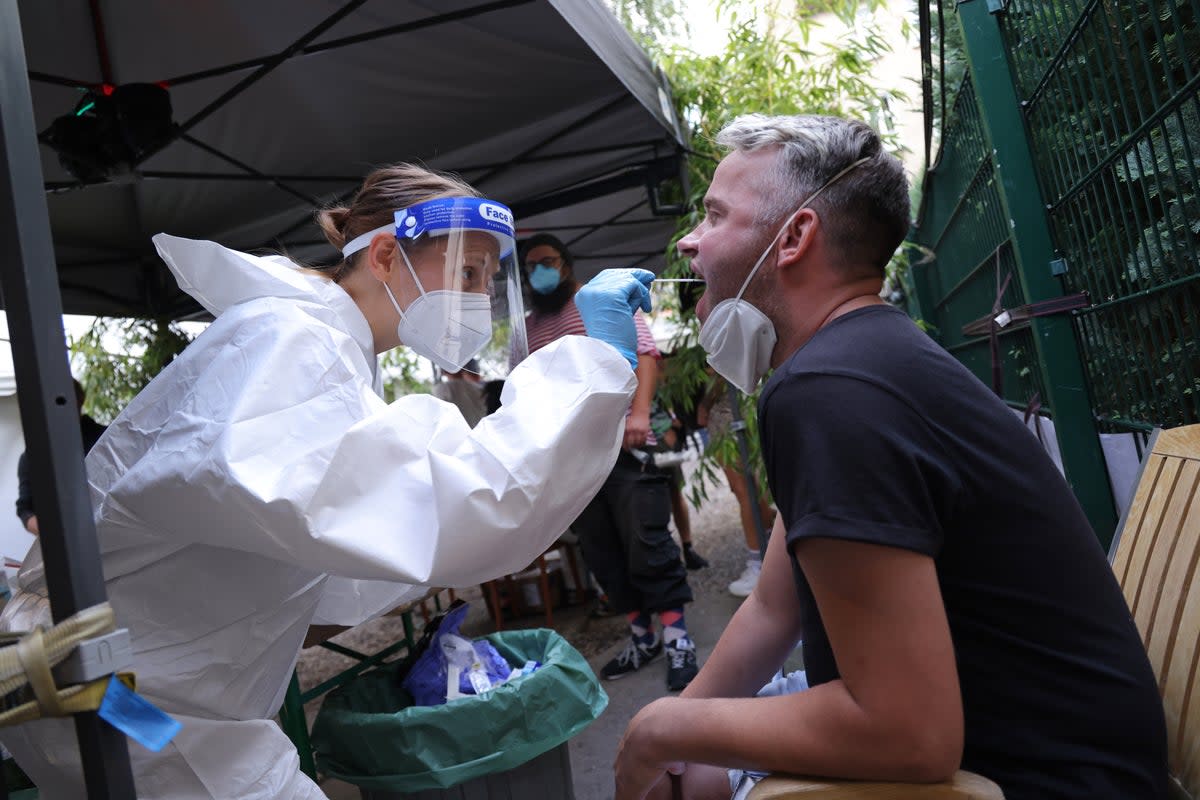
[52,629,132,685]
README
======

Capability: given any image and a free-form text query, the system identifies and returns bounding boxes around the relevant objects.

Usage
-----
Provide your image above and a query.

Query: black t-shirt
[758,305,1166,799]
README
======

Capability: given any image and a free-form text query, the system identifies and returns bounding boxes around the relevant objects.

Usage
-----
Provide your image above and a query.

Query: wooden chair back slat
[1142,461,1200,665]
[1122,456,1178,625]
[1113,454,1161,586]
[1111,426,1200,798]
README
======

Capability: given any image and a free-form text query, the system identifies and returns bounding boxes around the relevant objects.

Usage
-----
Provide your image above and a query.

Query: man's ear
[776,208,820,270]
[364,234,397,281]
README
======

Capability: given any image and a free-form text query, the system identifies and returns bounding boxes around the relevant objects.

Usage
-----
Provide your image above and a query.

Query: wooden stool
[482,539,583,630]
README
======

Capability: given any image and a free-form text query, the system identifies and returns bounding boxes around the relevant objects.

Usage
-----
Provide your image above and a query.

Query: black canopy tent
[0,1,687,797]
[20,0,687,319]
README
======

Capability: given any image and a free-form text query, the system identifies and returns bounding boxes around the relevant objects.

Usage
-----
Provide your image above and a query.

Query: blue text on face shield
[529,263,563,294]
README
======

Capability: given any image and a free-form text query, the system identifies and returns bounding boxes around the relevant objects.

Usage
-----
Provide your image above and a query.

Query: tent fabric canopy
[18,0,687,319]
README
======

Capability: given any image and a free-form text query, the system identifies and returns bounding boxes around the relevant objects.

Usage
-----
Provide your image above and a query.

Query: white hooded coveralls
[0,235,636,799]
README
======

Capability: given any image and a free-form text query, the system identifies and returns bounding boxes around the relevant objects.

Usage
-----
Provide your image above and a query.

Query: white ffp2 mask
[697,156,872,394]
[698,238,779,395]
[383,249,493,373]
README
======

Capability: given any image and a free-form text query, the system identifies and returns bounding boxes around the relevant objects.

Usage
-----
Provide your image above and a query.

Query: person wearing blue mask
[518,233,700,693]
[523,232,578,316]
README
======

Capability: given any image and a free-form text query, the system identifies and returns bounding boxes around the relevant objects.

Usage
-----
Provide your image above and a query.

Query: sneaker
[727,558,762,598]
[601,634,663,680]
[665,637,698,691]
[682,543,709,571]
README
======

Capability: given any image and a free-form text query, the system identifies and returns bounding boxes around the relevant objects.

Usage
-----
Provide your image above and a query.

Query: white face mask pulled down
[382,247,492,373]
[698,157,872,394]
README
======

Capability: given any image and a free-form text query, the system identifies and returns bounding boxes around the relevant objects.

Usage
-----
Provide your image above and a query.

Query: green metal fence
[912,75,1048,407]
[909,0,1200,544]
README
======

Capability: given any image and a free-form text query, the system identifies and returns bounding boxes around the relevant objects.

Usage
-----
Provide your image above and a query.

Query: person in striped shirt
[517,233,698,692]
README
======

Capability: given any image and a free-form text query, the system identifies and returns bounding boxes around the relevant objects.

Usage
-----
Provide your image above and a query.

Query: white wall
[0,397,34,569]
[1012,408,1147,520]
[0,322,34,571]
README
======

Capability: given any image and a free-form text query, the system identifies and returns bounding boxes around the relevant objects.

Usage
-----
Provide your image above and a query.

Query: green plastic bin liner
[310,628,607,792]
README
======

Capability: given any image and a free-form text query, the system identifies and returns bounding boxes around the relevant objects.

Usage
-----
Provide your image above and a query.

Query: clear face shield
[342,197,528,376]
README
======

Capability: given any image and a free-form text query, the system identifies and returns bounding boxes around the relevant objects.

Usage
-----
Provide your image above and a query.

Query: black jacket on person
[15,415,107,527]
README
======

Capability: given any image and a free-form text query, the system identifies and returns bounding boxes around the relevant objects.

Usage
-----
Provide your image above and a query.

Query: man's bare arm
[624,353,657,449]
[616,536,963,799]
[680,514,802,700]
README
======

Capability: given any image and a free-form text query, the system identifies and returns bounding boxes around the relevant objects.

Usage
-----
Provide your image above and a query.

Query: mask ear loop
[382,237,432,325]
[343,223,432,324]
[396,238,429,295]
[734,156,874,302]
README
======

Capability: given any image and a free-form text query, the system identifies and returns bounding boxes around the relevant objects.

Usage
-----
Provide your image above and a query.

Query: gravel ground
[295,450,760,696]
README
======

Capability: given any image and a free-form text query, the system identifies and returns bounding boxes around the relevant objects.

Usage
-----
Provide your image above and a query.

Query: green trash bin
[311,627,607,799]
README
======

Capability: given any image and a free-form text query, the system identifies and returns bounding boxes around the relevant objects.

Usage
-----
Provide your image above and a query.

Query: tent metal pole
[470,94,631,188]
[563,197,648,250]
[0,3,136,797]
[160,0,537,87]
[138,0,372,166]
[509,167,649,218]
[178,133,324,207]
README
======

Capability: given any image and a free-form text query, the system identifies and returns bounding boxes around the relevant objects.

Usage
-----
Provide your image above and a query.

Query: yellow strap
[0,602,132,730]
[60,672,136,714]
[0,673,136,729]
[15,627,64,718]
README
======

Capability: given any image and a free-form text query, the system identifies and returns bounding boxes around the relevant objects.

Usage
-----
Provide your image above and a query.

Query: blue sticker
[98,676,182,752]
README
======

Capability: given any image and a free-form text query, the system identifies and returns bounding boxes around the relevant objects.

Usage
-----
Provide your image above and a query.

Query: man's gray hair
[716,114,911,274]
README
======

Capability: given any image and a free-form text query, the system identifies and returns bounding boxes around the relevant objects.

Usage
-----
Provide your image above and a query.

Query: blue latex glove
[574,268,655,370]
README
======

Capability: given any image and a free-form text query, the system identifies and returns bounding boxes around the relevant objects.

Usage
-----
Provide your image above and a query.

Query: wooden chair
[1110,424,1200,798]
[481,536,583,630]
[750,423,1200,800]
[748,771,1001,799]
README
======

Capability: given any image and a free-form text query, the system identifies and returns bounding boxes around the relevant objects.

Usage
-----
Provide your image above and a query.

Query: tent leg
[0,3,136,798]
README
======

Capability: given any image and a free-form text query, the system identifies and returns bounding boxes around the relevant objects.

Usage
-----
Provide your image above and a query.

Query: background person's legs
[722,464,774,597]
[613,462,692,614]
[593,453,697,687]
[723,464,773,554]
[572,472,638,613]
[669,471,708,570]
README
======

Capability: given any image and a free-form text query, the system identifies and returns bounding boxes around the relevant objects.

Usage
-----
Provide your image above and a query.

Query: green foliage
[604,0,690,47]
[378,348,433,401]
[913,0,1199,429]
[682,383,770,511]
[1115,102,1200,286]
[68,317,193,424]
[923,0,966,140]
[69,317,438,417]
[621,0,908,506]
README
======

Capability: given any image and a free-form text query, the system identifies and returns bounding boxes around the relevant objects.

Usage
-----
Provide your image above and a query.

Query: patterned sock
[628,611,656,645]
[659,609,687,644]
[747,546,762,564]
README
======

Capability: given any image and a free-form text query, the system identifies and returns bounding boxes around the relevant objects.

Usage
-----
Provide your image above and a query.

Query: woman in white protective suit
[0,163,653,799]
